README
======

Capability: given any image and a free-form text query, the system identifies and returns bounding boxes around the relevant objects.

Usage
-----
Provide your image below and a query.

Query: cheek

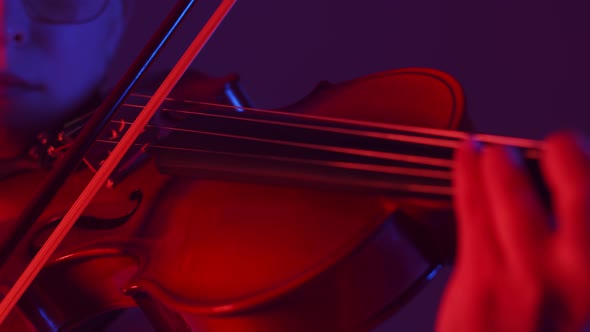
[40,27,111,108]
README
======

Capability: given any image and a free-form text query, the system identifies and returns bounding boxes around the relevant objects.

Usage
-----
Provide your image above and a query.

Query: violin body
[0,159,168,331]
[128,68,466,331]
[0,67,465,331]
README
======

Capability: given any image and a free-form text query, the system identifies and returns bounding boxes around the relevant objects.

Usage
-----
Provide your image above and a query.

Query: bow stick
[0,0,237,323]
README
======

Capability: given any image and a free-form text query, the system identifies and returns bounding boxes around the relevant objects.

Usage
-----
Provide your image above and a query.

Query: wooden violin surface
[126,67,466,331]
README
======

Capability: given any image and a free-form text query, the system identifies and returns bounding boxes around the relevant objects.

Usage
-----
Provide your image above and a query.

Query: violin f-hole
[28,189,144,256]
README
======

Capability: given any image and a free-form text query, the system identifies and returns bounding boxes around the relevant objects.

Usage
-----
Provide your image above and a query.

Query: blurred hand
[436,131,590,332]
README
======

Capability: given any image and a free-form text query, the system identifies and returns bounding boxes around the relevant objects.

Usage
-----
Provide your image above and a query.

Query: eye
[23,0,109,24]
[26,0,78,19]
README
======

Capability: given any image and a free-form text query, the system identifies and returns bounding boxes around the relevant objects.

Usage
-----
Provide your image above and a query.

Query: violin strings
[108,119,455,168]
[109,100,542,168]
[99,119,456,198]
[160,107,461,148]
[72,93,544,198]
[95,138,454,198]
[157,107,542,161]
[89,94,543,187]
[126,92,543,150]
[97,137,453,179]
[183,165,455,198]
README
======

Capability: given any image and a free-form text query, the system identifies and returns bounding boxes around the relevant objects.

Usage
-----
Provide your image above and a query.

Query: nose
[2,26,26,45]
[0,0,29,46]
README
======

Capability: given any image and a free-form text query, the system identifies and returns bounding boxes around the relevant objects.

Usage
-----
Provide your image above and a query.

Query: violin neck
[154,107,547,203]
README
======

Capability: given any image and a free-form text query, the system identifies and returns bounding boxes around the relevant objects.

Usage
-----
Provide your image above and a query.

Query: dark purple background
[106,1,590,330]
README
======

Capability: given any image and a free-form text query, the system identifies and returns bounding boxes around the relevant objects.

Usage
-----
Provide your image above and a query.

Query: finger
[541,131,590,248]
[453,138,501,267]
[480,145,551,269]
[541,132,590,325]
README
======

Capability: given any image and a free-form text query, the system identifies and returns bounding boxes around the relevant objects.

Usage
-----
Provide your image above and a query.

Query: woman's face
[0,0,125,132]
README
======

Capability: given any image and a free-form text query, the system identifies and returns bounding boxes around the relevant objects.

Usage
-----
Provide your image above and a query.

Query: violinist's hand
[436,132,590,332]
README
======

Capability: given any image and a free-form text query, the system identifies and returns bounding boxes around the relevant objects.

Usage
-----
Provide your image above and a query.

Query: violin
[0,69,249,331]
[122,68,544,332]
[9,71,465,331]
[0,0,547,331]
[124,67,467,332]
